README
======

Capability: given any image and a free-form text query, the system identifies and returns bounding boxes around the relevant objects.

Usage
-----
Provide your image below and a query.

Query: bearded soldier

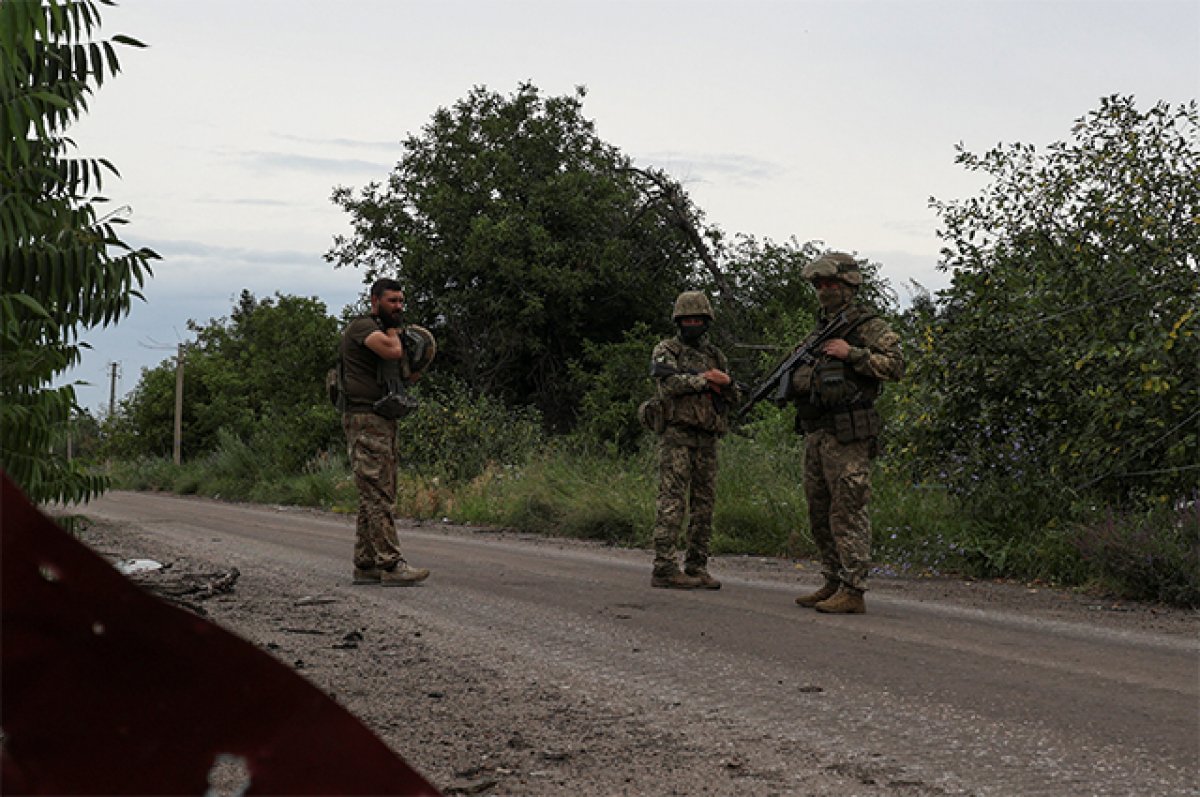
[648,291,740,589]
[338,277,435,587]
[791,254,903,614]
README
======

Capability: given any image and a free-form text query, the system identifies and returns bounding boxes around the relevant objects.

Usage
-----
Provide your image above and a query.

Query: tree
[107,292,342,471]
[1,0,158,504]
[327,83,702,429]
[915,96,1198,518]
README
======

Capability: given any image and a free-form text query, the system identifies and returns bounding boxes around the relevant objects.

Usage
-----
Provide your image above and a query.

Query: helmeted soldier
[647,291,741,589]
[791,253,904,613]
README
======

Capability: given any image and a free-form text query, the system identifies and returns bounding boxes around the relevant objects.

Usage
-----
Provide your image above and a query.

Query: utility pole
[108,362,120,418]
[173,343,185,465]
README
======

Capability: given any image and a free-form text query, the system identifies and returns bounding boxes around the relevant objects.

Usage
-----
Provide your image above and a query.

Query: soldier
[338,277,433,587]
[790,253,904,613]
[648,291,740,589]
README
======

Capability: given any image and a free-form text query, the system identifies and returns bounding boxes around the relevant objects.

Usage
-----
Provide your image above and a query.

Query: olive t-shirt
[339,316,386,413]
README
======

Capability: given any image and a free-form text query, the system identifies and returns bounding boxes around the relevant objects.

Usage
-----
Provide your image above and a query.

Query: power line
[1073,406,1200,491]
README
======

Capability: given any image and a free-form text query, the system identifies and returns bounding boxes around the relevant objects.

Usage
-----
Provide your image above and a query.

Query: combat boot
[651,569,704,589]
[684,567,722,590]
[815,586,866,614]
[381,561,430,587]
[794,579,839,608]
[352,567,382,585]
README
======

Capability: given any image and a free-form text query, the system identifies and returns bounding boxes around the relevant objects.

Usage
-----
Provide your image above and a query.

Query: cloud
[131,237,325,267]
[200,197,297,208]
[272,132,402,151]
[239,151,391,177]
[636,151,784,187]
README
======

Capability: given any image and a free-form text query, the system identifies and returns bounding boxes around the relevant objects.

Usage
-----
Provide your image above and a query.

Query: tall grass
[453,444,657,544]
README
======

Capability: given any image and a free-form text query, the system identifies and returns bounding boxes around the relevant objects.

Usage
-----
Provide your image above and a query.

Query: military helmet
[802,252,862,287]
[401,324,437,374]
[672,290,714,321]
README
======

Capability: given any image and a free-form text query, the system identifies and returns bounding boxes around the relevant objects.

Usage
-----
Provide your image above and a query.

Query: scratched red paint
[0,472,440,796]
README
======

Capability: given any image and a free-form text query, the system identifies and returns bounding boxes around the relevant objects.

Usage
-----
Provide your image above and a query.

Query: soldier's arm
[845,319,904,382]
[652,344,709,396]
[365,327,405,360]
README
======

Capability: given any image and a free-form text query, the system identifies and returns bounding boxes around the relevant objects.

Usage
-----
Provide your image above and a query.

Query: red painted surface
[0,472,440,796]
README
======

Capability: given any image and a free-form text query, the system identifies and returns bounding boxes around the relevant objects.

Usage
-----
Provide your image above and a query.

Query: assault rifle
[737,309,863,420]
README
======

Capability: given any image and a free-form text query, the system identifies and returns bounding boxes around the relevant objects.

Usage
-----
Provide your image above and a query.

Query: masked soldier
[791,253,903,613]
[648,291,740,589]
[338,278,434,587]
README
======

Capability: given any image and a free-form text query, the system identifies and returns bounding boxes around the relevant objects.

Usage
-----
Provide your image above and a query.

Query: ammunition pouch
[792,397,823,422]
[799,404,880,445]
[637,397,669,435]
[787,364,814,402]
[812,360,862,408]
[833,406,881,443]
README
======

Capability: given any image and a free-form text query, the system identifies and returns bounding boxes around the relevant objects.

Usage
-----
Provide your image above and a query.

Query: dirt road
[75,491,1198,796]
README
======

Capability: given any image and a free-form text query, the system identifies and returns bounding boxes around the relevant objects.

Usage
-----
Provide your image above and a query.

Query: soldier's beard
[377,309,403,329]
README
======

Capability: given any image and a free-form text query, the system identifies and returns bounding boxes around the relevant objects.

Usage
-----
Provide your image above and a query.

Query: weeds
[1070,499,1200,607]
[104,395,1199,607]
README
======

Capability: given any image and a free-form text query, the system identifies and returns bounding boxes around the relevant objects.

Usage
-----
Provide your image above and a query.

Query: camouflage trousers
[343,412,403,571]
[652,439,718,575]
[803,429,873,590]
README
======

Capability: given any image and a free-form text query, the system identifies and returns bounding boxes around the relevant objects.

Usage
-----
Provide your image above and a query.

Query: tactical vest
[791,306,882,442]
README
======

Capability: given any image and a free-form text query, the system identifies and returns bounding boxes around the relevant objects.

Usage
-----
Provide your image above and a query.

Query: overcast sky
[62,0,1198,413]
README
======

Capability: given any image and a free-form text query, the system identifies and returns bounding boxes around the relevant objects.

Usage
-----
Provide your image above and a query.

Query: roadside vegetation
[7,8,1195,607]
[106,388,1199,607]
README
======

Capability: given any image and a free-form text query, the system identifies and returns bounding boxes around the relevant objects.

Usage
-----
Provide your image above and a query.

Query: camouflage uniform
[650,292,739,582]
[342,410,403,572]
[340,315,405,573]
[793,257,904,601]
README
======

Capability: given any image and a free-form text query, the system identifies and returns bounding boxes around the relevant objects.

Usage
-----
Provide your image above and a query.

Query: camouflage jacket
[651,335,740,446]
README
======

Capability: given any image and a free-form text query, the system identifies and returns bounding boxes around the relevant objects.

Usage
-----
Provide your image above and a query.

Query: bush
[108,457,184,492]
[1070,499,1200,606]
[570,322,661,455]
[396,376,545,484]
[273,450,356,511]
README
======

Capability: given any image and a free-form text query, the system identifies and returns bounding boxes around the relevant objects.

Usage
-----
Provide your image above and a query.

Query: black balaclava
[677,318,710,344]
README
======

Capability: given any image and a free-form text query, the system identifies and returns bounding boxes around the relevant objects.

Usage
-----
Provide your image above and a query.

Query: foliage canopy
[901,95,1199,518]
[105,292,342,472]
[327,83,706,429]
[0,0,158,504]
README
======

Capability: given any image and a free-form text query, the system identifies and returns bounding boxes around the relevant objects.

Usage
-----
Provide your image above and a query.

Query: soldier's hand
[822,339,851,360]
[703,369,732,387]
